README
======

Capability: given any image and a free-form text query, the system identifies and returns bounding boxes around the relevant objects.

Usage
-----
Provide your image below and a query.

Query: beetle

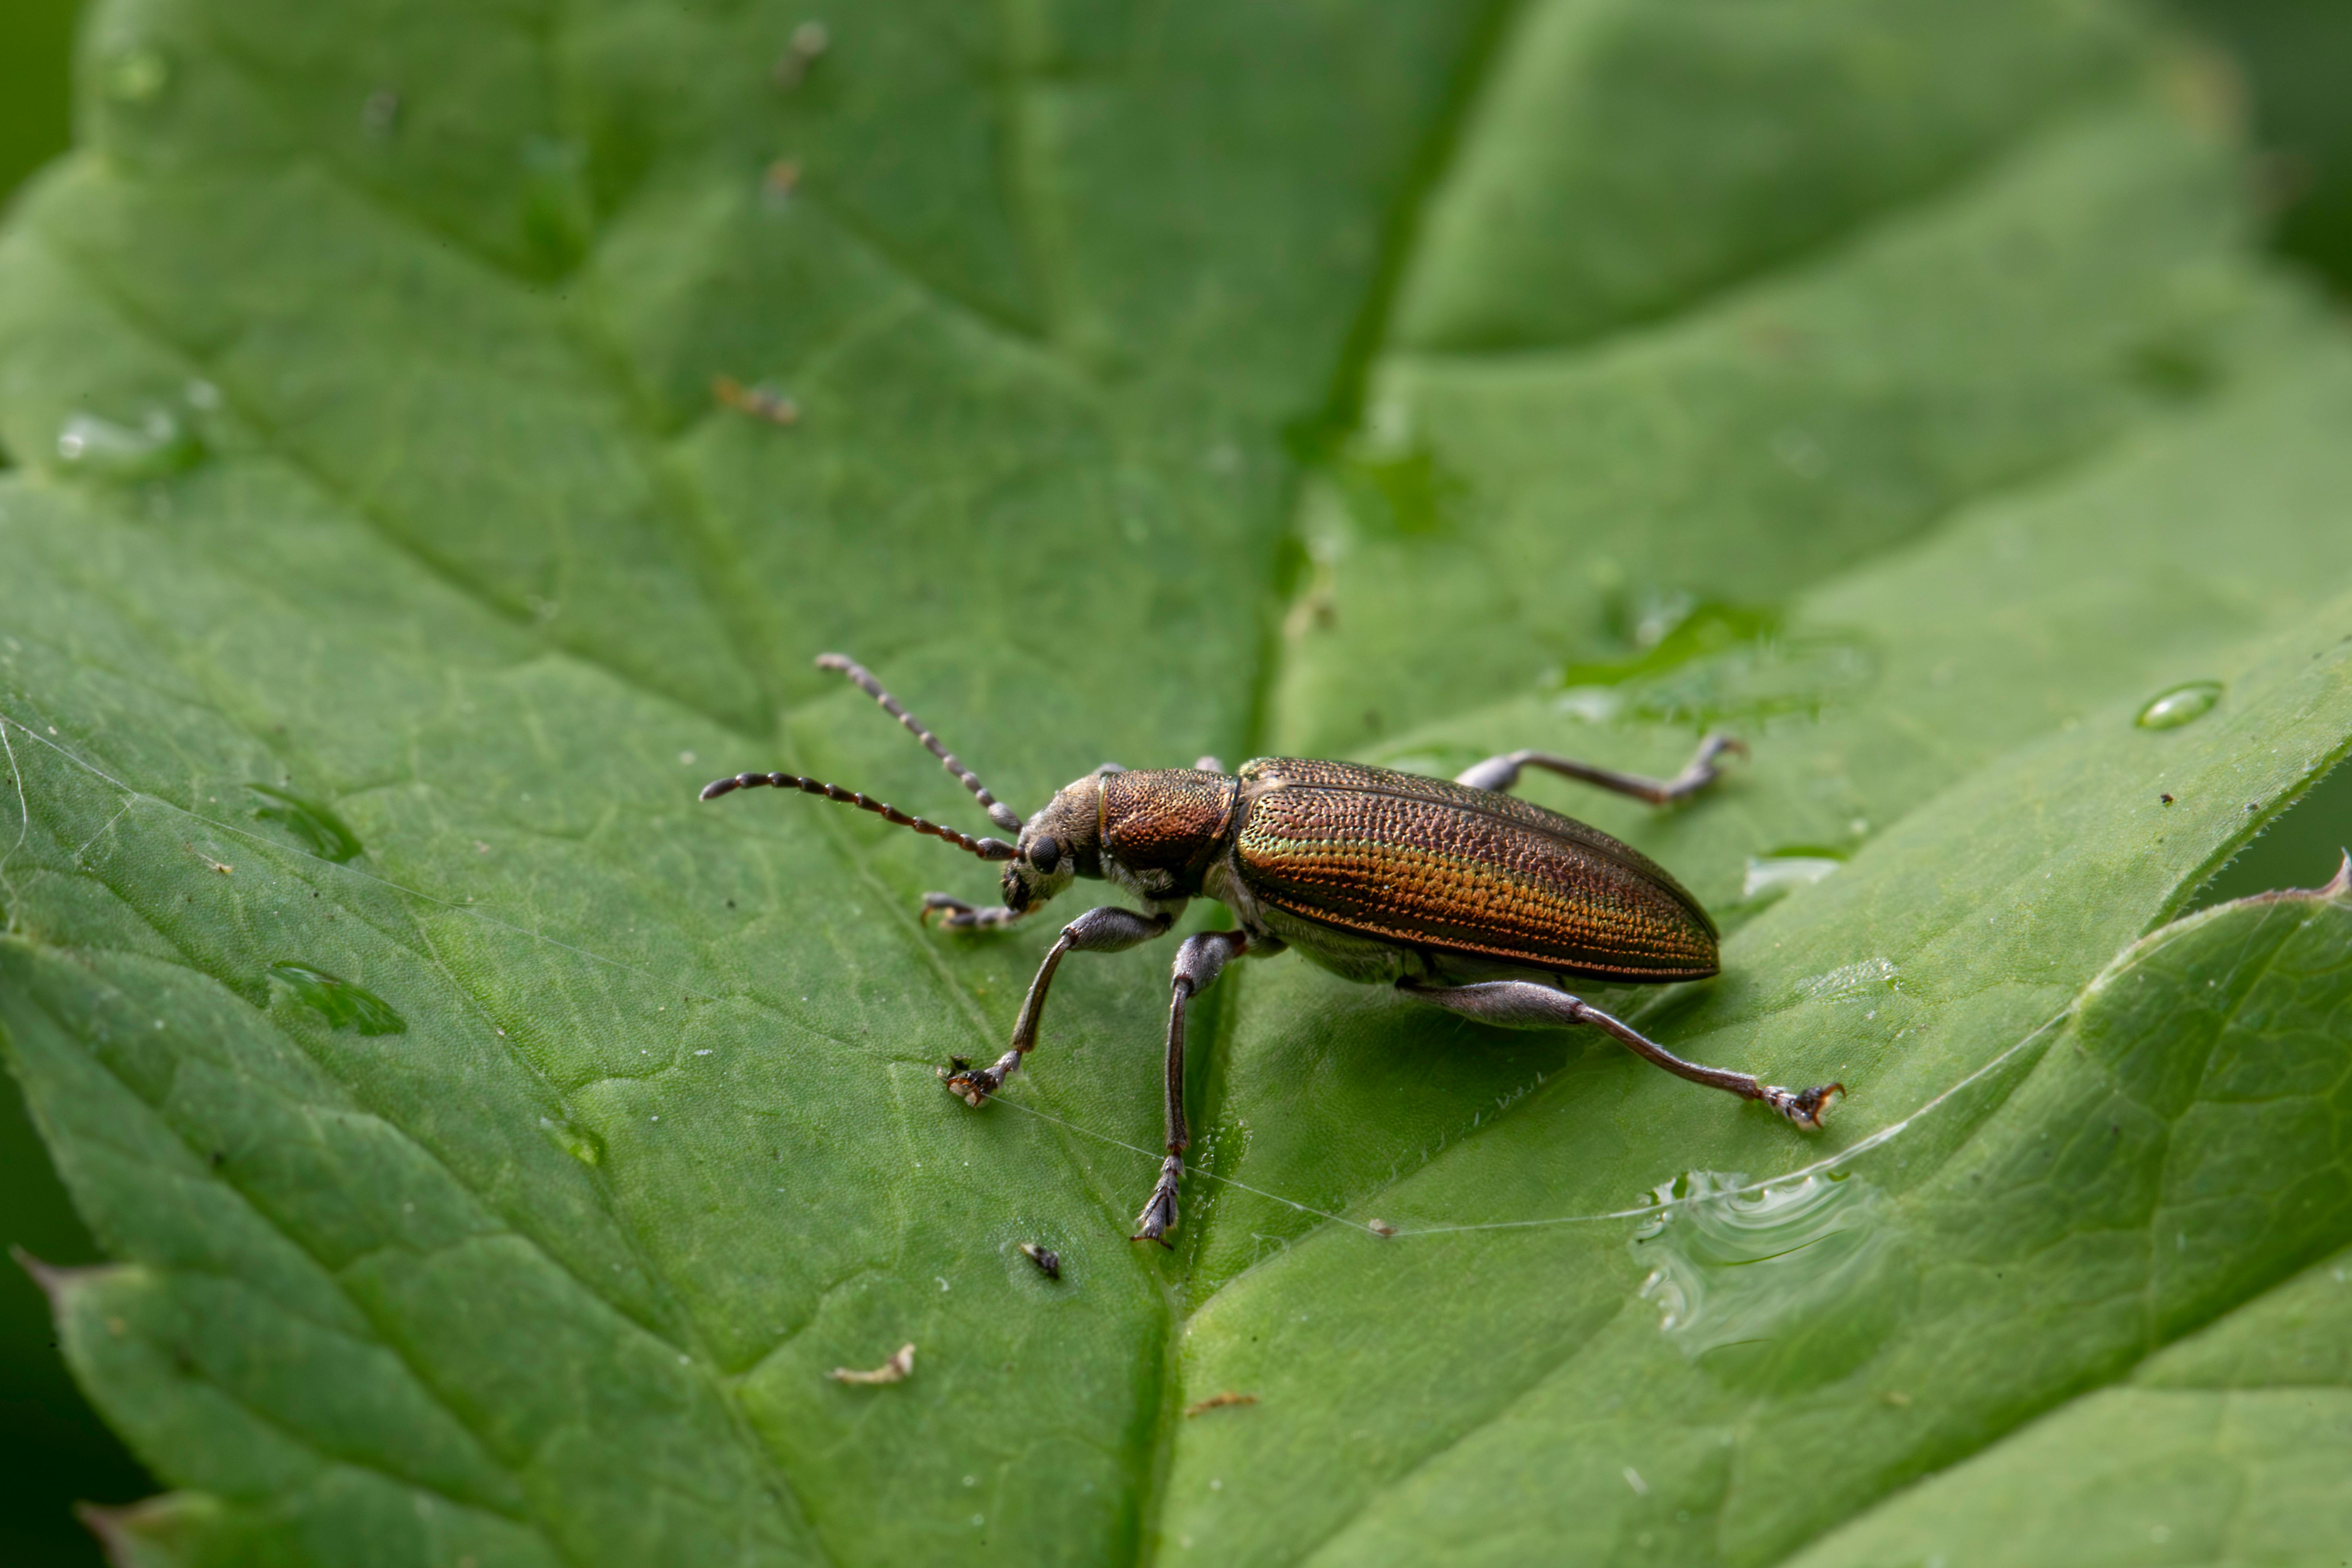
[703,654,1841,1245]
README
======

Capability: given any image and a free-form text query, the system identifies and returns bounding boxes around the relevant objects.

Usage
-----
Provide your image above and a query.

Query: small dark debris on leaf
[1365,1218,1396,1238]
[772,21,830,88]
[1018,1242,1061,1280]
[1184,1391,1257,1417]
[208,1150,226,1167]
[2160,793,2173,805]
[714,373,799,426]
[828,1342,914,1385]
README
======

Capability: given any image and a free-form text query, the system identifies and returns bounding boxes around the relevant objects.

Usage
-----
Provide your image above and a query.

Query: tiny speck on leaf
[829,1343,914,1385]
[1184,1391,1257,1417]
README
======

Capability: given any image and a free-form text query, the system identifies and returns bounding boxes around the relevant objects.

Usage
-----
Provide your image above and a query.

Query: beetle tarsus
[1130,1155,1182,1247]
[1765,1081,1844,1130]
[940,1048,1022,1105]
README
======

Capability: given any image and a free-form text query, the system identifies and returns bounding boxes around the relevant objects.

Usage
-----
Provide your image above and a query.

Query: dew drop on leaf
[54,409,203,480]
[1632,1169,1896,1385]
[1741,850,1845,901]
[267,963,406,1035]
[247,784,365,862]
[2135,680,2222,730]
[104,47,170,104]
[540,1117,606,1167]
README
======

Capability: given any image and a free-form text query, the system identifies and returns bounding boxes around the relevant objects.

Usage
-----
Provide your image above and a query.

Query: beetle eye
[1029,835,1062,874]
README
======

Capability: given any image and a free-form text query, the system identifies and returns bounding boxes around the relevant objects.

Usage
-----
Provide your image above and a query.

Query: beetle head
[1001,771,1106,915]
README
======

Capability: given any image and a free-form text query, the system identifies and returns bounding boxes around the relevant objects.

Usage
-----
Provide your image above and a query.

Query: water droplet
[361,88,400,137]
[1741,850,1844,901]
[1632,1169,1900,1388]
[2136,681,2221,731]
[105,47,171,104]
[539,1116,604,1166]
[1554,601,1876,727]
[1553,687,1621,723]
[519,135,591,270]
[268,963,406,1035]
[54,409,203,479]
[1794,956,1898,1004]
[1770,427,1827,479]
[247,784,364,863]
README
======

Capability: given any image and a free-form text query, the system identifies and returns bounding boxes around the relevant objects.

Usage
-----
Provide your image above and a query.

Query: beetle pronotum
[704,655,1841,1245]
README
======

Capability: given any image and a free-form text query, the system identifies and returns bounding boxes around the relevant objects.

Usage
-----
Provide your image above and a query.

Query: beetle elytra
[703,655,1841,1245]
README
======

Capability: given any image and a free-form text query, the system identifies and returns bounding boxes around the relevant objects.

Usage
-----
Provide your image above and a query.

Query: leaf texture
[1,0,2350,1564]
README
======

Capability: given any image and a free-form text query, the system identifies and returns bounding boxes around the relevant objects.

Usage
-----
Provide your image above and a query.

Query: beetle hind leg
[1454,734,1745,805]
[1398,979,1841,1129]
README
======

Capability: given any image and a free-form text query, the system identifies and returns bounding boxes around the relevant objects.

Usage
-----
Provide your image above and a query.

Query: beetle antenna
[816,653,1025,832]
[699,772,1019,861]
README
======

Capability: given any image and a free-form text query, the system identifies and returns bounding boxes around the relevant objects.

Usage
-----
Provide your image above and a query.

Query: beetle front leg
[1132,931,1251,1247]
[921,892,1025,931]
[1398,979,1842,1128]
[1453,734,1745,805]
[941,904,1175,1105]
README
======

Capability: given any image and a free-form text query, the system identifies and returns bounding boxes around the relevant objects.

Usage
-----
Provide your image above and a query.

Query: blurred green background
[0,0,2344,1562]
[2,9,161,1564]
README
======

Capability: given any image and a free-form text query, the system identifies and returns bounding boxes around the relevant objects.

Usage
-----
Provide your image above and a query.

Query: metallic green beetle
[703,654,1841,1244]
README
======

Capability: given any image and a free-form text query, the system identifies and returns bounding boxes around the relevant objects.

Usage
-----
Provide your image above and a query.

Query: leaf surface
[2,0,2351,1564]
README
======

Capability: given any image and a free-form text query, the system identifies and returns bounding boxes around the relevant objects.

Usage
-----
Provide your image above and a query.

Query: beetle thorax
[1096,768,1240,905]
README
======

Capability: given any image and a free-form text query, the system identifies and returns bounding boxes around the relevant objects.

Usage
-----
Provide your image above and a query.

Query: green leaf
[2,0,2351,1564]
[1784,875,2352,1568]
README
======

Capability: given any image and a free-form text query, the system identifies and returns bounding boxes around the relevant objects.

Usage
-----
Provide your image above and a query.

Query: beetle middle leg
[1132,930,1251,1247]
[942,904,1176,1105]
[1397,979,1841,1128]
[1454,734,1745,805]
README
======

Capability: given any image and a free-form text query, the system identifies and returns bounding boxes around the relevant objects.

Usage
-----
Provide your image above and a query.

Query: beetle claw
[921,892,980,927]
[1767,1081,1844,1130]
[940,1060,1007,1106]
